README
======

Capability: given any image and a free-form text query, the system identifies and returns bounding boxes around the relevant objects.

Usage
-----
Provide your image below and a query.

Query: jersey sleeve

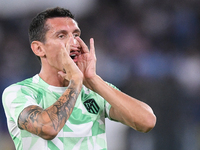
[2,84,39,126]
[104,82,120,120]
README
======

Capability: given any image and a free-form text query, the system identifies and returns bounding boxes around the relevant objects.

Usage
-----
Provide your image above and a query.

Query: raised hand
[18,38,84,140]
[58,37,83,83]
[76,37,97,89]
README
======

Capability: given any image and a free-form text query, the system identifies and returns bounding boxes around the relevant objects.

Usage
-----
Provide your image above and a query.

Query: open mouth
[70,51,80,60]
[70,54,76,59]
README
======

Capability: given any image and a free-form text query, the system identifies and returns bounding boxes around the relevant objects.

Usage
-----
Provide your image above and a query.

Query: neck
[39,67,69,87]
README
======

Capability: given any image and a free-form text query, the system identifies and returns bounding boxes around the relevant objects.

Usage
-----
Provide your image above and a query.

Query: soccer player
[2,7,156,150]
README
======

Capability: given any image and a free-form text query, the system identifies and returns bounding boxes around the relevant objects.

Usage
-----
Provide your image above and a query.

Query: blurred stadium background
[1,0,200,149]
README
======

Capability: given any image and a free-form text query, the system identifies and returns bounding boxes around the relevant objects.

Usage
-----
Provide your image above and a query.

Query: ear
[31,41,46,57]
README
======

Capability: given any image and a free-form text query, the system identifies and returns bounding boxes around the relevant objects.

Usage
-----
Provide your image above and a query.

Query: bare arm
[18,37,83,140]
[87,75,156,133]
[76,37,156,133]
[18,79,82,140]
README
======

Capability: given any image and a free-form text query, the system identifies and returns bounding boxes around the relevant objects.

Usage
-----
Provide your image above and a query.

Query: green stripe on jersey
[2,74,118,150]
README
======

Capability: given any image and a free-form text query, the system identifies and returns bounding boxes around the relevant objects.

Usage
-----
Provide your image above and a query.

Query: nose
[69,33,77,45]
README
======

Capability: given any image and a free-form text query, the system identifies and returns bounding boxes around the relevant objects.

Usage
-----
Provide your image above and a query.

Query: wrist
[71,74,83,85]
[84,75,103,92]
[69,77,83,93]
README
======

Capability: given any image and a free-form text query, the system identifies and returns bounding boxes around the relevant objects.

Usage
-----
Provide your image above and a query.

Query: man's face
[41,17,81,71]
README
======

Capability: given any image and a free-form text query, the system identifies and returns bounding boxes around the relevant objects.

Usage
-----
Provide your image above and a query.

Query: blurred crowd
[1,0,200,149]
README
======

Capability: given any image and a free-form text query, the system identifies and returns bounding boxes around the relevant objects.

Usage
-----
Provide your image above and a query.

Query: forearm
[18,79,82,140]
[86,75,156,132]
[44,79,82,133]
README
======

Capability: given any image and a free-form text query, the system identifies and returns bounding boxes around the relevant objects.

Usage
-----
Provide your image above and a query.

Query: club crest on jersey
[83,99,100,114]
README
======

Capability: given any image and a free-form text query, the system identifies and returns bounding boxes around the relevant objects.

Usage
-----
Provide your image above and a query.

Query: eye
[73,33,80,38]
[58,34,65,39]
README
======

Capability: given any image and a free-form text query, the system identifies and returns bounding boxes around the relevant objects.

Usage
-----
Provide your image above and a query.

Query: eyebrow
[55,29,81,36]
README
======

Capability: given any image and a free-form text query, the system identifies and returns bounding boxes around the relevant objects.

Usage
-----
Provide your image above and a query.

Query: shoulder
[2,75,40,113]
[105,81,120,91]
[2,75,38,101]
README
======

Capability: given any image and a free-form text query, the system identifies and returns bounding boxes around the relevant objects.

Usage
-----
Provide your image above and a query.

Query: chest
[36,90,105,124]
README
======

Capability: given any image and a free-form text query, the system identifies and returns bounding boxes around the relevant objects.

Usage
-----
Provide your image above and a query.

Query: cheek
[45,41,63,58]
[46,52,63,71]
[44,42,63,69]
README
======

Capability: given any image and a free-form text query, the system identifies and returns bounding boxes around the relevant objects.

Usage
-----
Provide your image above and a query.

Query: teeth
[70,54,76,59]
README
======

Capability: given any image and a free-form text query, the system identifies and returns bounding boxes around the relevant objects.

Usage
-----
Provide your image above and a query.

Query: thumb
[58,71,66,78]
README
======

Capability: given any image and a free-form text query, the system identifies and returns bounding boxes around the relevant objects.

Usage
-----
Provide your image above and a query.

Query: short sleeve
[104,82,120,120]
[104,99,111,119]
[2,84,39,125]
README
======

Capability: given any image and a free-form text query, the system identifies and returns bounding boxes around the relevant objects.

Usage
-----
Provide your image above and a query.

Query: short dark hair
[29,7,75,44]
[28,7,75,62]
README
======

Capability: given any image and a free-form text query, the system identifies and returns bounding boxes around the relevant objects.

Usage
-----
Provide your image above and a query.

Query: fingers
[58,71,66,77]
[76,37,95,54]
[76,37,89,53]
[90,38,95,56]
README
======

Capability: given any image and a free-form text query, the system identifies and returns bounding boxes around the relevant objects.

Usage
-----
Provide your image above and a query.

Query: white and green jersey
[2,74,117,150]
